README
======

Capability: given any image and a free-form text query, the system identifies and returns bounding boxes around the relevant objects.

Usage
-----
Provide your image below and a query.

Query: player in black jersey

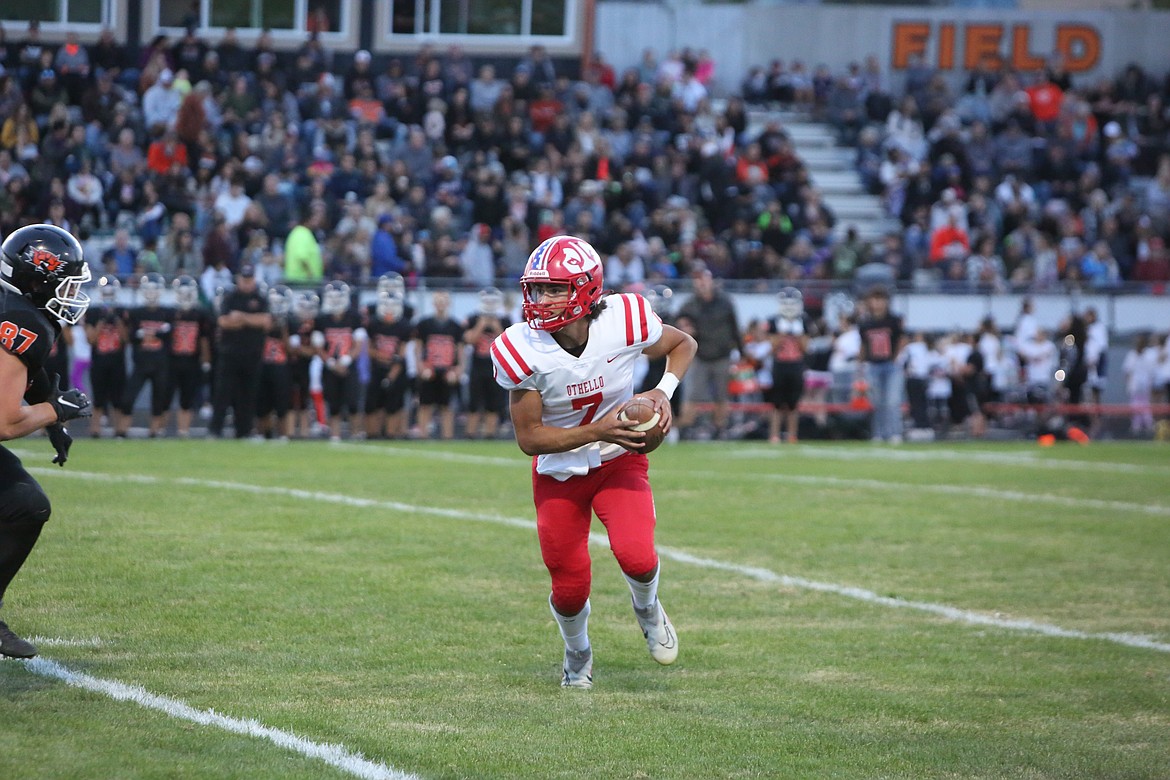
[167,276,213,438]
[365,290,413,439]
[413,289,465,440]
[121,272,174,438]
[256,285,294,440]
[84,274,128,438]
[0,224,93,658]
[312,281,367,441]
[766,287,810,444]
[462,287,511,439]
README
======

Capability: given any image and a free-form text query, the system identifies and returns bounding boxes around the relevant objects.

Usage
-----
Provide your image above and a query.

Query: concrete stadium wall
[597,4,1170,95]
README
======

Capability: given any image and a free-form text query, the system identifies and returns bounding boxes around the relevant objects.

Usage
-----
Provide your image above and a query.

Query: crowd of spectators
[5,20,1170,299]
[0,22,788,292]
[783,50,1170,291]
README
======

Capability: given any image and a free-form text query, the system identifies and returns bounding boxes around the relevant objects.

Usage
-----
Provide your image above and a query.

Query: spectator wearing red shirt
[585,52,616,90]
[146,129,188,175]
[529,86,562,137]
[929,211,970,268]
[735,142,769,187]
[1025,73,1063,130]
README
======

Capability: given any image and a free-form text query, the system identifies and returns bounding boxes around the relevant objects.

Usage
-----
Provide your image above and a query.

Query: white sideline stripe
[19,658,419,780]
[675,470,1170,518]
[29,635,103,648]
[656,548,1170,653]
[325,441,518,466]
[30,467,1170,654]
[726,445,1170,475]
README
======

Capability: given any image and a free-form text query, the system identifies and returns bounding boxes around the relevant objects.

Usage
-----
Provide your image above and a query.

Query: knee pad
[549,564,592,617]
[0,482,51,527]
[616,552,659,581]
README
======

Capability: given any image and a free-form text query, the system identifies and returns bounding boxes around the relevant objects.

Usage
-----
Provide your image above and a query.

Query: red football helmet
[520,236,604,331]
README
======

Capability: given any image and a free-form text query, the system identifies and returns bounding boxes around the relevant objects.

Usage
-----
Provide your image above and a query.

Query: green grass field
[1,438,1168,779]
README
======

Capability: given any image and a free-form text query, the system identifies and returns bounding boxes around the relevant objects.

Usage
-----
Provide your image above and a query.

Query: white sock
[624,562,660,610]
[550,596,591,652]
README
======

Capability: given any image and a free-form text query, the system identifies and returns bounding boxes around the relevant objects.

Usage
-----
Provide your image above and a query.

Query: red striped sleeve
[634,294,648,343]
[490,343,522,385]
[622,295,635,346]
[500,331,533,377]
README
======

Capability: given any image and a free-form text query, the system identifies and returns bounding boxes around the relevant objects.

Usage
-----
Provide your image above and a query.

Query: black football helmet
[478,286,503,316]
[139,272,166,306]
[97,274,121,306]
[375,272,405,299]
[268,284,292,317]
[294,291,320,320]
[777,286,804,320]
[173,275,200,310]
[322,280,351,315]
[0,223,91,324]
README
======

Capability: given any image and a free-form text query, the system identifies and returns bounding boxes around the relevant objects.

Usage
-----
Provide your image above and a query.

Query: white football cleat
[561,646,593,689]
[633,598,678,665]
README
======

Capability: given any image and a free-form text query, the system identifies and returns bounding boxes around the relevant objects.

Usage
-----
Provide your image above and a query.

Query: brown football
[617,395,666,453]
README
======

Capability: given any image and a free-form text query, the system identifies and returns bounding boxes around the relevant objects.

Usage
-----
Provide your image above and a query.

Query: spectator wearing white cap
[142,68,182,133]
[343,49,374,101]
[1102,120,1139,191]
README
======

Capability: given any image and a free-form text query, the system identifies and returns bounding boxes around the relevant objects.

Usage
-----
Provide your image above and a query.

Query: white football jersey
[491,293,664,480]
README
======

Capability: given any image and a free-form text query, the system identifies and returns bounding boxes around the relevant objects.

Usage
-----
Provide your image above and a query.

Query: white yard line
[656,548,1170,653]
[30,466,1170,653]
[725,444,1170,475]
[673,470,1170,518]
[323,441,519,466]
[18,658,419,780]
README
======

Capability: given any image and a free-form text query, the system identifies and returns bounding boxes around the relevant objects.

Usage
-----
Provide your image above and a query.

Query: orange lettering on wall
[1056,24,1100,72]
[1010,25,1046,72]
[963,24,1004,70]
[938,23,955,70]
[892,22,930,69]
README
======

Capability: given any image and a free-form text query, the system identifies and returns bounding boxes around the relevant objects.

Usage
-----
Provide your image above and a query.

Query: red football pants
[532,452,659,616]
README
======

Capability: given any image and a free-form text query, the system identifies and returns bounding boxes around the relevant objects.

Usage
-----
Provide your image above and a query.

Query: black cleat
[0,620,37,658]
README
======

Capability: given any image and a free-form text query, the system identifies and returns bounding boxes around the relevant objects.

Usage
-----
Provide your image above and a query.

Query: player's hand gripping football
[594,406,647,451]
[641,388,674,434]
[47,373,93,423]
[47,424,73,467]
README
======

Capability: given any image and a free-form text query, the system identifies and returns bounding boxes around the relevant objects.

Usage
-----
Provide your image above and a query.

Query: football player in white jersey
[490,235,697,689]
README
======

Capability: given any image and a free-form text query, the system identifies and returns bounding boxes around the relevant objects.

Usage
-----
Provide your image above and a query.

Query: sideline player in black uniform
[365,290,412,439]
[256,285,294,440]
[0,224,93,658]
[122,272,174,438]
[84,274,127,438]
[167,275,213,438]
[766,287,810,444]
[462,287,510,439]
[413,290,465,440]
[313,281,366,442]
[208,264,271,438]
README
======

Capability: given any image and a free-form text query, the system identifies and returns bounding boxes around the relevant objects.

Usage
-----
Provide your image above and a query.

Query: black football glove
[47,373,93,423]
[47,424,73,467]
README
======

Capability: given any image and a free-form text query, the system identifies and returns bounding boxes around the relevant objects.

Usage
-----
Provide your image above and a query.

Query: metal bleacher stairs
[742,105,900,245]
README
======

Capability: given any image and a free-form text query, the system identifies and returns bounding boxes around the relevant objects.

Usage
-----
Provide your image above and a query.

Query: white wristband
[655,373,680,400]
